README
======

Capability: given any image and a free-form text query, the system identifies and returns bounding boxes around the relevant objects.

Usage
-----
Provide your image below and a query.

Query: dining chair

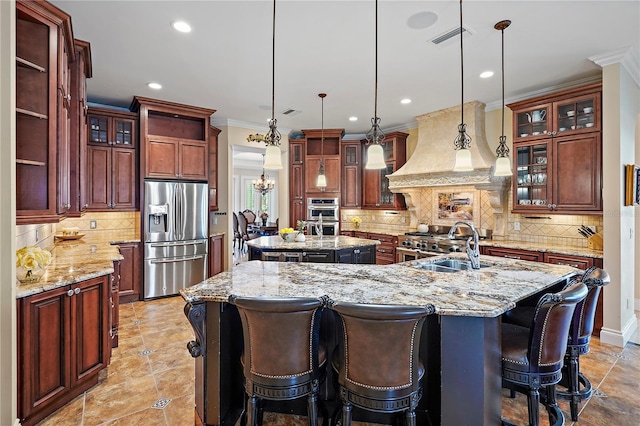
[238,211,260,252]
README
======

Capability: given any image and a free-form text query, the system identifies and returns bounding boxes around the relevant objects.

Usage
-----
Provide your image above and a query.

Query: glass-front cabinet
[515,103,551,139]
[515,142,549,208]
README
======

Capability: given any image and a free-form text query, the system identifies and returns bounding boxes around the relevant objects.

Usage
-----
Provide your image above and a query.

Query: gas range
[399,232,467,254]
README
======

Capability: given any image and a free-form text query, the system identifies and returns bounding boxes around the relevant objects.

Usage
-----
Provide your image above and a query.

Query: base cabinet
[115,242,141,303]
[336,246,375,264]
[249,245,376,264]
[18,275,110,426]
[209,234,225,276]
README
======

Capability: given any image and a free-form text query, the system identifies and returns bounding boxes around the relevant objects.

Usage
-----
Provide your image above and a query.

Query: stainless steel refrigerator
[144,180,208,299]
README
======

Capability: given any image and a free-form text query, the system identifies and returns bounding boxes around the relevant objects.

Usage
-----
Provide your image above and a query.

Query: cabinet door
[19,286,71,419]
[553,92,600,135]
[552,134,602,212]
[112,117,136,148]
[291,164,305,200]
[290,199,305,230]
[512,103,552,142]
[146,139,179,178]
[117,243,141,303]
[209,235,225,276]
[86,145,111,210]
[513,141,550,210]
[179,141,208,180]
[111,147,137,209]
[356,246,375,264]
[362,168,382,208]
[209,126,220,211]
[336,248,354,263]
[70,276,109,384]
[341,143,361,208]
[305,157,340,193]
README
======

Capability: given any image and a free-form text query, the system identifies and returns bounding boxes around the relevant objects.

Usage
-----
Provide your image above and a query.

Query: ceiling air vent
[281,108,301,116]
[431,26,471,46]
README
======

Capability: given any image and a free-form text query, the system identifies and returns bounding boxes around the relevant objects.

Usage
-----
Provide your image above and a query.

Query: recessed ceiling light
[147,82,162,90]
[480,71,494,79]
[171,21,192,33]
[349,116,358,121]
[400,98,412,104]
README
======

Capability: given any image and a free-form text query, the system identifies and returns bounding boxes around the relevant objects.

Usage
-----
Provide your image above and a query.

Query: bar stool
[501,282,588,426]
[504,267,610,421]
[232,296,327,426]
[330,302,435,426]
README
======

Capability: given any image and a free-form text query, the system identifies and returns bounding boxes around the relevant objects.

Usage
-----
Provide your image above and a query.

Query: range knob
[402,240,411,247]
[431,243,439,250]
[419,242,428,250]
[449,245,462,252]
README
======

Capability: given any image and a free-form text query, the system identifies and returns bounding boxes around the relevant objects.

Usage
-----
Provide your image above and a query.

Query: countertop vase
[295,233,306,242]
[262,219,267,226]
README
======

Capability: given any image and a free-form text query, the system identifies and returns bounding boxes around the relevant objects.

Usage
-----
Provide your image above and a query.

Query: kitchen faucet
[448,221,480,269]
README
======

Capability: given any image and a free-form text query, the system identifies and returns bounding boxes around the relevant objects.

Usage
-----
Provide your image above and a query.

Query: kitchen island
[180,253,580,426]
[245,235,380,263]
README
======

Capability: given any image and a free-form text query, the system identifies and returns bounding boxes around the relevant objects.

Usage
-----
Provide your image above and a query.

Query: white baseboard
[600,314,638,347]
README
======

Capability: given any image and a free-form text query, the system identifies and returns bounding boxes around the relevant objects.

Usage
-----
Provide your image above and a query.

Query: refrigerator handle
[177,182,183,240]
[174,183,180,240]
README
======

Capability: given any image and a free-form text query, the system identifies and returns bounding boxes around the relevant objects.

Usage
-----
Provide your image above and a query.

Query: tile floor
[39,291,640,425]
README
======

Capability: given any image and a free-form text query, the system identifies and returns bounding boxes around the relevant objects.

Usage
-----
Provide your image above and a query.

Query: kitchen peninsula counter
[180,253,580,426]
[15,233,140,299]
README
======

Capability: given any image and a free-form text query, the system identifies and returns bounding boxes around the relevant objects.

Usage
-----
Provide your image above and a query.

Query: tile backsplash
[15,211,139,250]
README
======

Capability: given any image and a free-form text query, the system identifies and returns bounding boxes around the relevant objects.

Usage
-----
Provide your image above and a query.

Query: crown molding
[210,117,291,134]
[589,46,640,88]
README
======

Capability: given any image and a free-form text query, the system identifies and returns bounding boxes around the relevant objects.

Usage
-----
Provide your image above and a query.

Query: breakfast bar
[180,254,580,425]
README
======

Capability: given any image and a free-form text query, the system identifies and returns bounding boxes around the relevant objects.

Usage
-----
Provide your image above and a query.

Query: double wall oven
[307,197,339,236]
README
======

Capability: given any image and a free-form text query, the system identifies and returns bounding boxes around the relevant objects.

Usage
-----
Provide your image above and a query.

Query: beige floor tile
[38,393,84,426]
[163,393,196,426]
[100,406,168,426]
[146,341,194,373]
[154,362,196,401]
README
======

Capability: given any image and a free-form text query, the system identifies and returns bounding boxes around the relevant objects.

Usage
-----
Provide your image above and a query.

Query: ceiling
[53,0,639,138]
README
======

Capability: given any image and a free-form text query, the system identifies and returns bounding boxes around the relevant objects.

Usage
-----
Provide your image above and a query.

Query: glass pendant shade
[316,172,327,188]
[453,148,473,172]
[494,156,512,176]
[365,144,386,169]
[263,145,283,170]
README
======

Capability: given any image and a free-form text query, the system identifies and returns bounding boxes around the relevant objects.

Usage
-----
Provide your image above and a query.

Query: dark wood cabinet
[67,40,91,217]
[341,141,362,208]
[209,126,221,211]
[509,84,602,214]
[209,234,225,276]
[131,96,216,181]
[289,141,306,229]
[543,252,595,270]
[18,275,110,426]
[86,108,138,211]
[480,246,544,262]
[16,0,74,224]
[362,132,407,210]
[110,261,120,351]
[303,129,343,195]
[115,242,141,303]
[366,232,398,265]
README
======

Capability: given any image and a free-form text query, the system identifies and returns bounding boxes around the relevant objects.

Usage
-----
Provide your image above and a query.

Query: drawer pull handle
[504,255,521,259]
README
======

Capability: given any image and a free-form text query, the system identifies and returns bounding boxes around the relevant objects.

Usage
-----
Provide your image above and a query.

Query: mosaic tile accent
[139,349,154,356]
[151,398,172,409]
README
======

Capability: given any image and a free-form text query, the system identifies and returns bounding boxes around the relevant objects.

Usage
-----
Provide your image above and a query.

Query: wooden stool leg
[527,387,540,426]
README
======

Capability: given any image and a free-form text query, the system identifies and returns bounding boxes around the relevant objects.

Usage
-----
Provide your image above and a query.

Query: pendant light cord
[459,0,464,125]
[501,25,505,138]
[321,95,324,159]
[374,0,378,121]
[271,0,276,122]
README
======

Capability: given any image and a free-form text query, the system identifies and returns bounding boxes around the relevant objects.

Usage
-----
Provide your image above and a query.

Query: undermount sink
[415,259,491,273]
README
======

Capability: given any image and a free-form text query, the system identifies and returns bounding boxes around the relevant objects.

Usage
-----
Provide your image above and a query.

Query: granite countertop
[480,239,603,259]
[246,235,381,250]
[15,233,139,299]
[180,253,579,318]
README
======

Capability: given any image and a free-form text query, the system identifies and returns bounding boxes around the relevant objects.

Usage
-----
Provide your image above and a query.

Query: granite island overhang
[180,253,580,426]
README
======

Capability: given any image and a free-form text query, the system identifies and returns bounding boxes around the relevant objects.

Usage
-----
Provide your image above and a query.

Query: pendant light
[452,0,473,172]
[493,20,512,176]
[253,154,275,195]
[316,93,328,189]
[364,0,387,170]
[247,0,283,170]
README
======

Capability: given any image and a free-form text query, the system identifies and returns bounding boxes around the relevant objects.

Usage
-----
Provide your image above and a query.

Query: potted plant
[295,220,307,242]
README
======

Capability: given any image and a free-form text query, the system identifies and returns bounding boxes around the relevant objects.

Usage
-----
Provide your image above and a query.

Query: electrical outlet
[90,220,97,229]
[371,215,376,221]
[401,217,406,224]
[513,221,521,231]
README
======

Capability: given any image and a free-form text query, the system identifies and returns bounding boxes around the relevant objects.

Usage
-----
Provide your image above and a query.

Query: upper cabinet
[341,140,362,208]
[289,140,306,228]
[509,83,602,214]
[86,107,138,211]
[362,131,407,210]
[16,0,75,224]
[209,126,221,211]
[131,97,216,181]
[303,129,343,195]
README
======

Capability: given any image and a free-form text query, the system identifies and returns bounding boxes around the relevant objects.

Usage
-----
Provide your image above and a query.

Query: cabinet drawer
[481,246,543,262]
[543,253,594,270]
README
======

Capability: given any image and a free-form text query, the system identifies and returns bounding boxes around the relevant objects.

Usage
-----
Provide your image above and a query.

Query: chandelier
[253,155,275,195]
[246,0,282,170]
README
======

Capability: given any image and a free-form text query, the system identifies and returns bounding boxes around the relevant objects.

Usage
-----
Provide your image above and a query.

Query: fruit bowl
[279,230,299,242]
